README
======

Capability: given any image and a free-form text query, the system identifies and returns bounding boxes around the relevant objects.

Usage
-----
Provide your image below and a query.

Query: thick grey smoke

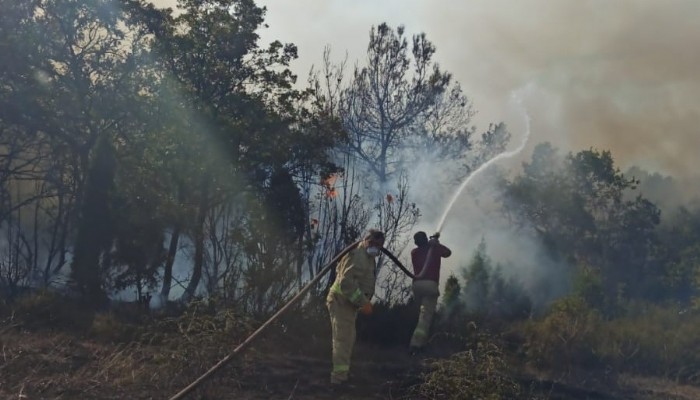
[253,0,700,304]
[257,0,699,181]
[150,0,699,304]
[150,0,700,185]
[154,0,700,186]
[406,88,570,307]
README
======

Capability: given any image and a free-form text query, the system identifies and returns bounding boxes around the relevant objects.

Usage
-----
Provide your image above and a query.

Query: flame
[322,173,339,199]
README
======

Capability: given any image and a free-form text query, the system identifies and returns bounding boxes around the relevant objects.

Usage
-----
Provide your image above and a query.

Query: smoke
[414,0,700,170]
[435,85,532,233]
[150,0,700,199]
[243,0,700,195]
[148,0,699,305]
[405,84,570,308]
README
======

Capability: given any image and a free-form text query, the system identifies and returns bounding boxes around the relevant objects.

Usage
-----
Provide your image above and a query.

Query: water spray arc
[436,92,532,234]
[414,91,532,279]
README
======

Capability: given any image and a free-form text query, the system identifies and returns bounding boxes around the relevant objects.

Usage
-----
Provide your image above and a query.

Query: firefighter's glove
[359,302,373,315]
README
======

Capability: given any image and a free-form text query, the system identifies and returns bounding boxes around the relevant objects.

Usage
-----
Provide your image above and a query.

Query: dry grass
[619,375,700,400]
[0,298,259,399]
[0,328,245,399]
[3,295,700,400]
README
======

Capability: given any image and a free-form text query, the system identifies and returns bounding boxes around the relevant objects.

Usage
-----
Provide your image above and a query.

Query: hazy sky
[152,0,700,181]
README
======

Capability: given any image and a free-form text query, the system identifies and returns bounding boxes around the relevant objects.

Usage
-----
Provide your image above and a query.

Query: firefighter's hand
[359,302,373,315]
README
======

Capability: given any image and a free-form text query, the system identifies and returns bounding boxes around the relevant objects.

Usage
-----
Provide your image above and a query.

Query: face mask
[366,247,380,257]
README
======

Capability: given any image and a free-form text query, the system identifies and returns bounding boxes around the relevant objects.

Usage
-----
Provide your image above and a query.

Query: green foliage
[504,143,663,308]
[463,241,490,312]
[460,241,532,321]
[442,274,461,315]
[572,266,606,311]
[140,0,337,303]
[659,206,700,304]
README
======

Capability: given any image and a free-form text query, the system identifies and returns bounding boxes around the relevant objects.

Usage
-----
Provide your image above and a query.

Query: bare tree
[306,156,372,290]
[374,173,420,304]
[341,23,452,184]
[203,200,245,300]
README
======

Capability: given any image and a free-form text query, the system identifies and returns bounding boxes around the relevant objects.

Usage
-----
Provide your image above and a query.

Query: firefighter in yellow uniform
[327,229,385,385]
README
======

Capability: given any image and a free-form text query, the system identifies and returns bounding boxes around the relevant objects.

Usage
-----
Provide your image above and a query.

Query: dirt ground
[2,320,700,399]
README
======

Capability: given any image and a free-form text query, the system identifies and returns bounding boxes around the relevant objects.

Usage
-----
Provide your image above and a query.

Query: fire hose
[380,247,414,279]
[169,240,413,400]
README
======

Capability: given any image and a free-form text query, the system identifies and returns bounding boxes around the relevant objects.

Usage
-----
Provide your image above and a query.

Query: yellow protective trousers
[327,293,358,384]
[410,280,440,348]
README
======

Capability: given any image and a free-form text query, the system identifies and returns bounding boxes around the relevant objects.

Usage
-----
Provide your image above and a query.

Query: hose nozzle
[430,232,440,240]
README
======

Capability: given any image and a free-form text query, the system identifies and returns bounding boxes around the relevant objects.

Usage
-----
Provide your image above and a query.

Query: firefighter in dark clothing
[409,231,451,352]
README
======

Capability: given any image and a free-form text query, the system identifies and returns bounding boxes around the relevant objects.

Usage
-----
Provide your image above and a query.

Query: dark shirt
[411,243,451,282]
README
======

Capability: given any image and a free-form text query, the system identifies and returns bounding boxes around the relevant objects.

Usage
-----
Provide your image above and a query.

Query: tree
[309,28,501,290]
[144,0,336,303]
[70,136,116,303]
[341,23,456,184]
[374,174,421,303]
[462,240,491,314]
[0,0,158,298]
[658,206,700,304]
[304,161,372,294]
[503,143,662,308]
[457,241,531,319]
[441,274,461,317]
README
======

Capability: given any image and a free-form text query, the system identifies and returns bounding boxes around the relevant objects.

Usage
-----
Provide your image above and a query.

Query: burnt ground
[2,313,700,400]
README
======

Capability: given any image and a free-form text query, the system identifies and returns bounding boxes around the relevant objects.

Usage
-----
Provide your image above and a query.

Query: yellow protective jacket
[328,243,376,307]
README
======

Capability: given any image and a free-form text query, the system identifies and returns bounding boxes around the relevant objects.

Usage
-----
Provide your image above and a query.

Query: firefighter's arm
[429,237,452,258]
[337,250,370,307]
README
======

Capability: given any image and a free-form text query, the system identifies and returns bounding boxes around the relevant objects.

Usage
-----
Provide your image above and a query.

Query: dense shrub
[596,304,700,382]
[520,295,603,370]
[10,290,94,331]
[520,296,700,383]
[416,333,531,399]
